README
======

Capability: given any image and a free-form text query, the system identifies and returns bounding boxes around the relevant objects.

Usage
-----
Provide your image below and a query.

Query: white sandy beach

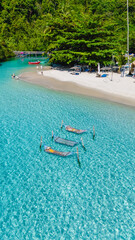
[19,68,135,107]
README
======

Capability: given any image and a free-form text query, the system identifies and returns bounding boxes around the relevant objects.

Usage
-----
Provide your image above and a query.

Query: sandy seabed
[19,68,135,107]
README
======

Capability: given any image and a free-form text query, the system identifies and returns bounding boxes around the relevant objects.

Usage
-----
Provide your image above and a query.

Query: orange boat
[28,61,40,65]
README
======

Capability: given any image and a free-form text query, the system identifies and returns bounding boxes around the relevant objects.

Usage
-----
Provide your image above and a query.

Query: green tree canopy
[0,0,135,64]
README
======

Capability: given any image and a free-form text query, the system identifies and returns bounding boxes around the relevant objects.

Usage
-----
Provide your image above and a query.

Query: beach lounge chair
[71,72,79,75]
[101,74,107,77]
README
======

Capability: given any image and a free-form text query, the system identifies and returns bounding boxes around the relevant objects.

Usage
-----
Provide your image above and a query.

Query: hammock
[44,145,73,157]
[54,135,78,147]
[65,125,87,134]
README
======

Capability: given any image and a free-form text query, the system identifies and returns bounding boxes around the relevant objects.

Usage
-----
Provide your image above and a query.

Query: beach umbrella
[70,66,80,71]
[98,63,100,74]
[100,67,111,71]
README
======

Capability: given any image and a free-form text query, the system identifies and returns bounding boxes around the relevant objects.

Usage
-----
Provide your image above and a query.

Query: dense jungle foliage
[0,0,135,65]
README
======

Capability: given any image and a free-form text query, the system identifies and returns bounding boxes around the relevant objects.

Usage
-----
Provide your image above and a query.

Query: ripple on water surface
[0,59,135,239]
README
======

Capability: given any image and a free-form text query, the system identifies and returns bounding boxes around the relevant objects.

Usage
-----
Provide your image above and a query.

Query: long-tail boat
[28,61,41,65]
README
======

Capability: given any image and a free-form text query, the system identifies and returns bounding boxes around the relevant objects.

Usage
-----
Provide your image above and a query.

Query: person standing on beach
[123,67,125,77]
[133,68,135,78]
[121,67,125,77]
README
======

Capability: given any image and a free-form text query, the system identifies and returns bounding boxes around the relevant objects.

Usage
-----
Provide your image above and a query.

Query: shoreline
[19,69,135,107]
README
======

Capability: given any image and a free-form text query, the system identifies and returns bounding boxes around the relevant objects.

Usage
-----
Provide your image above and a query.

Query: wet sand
[19,70,135,107]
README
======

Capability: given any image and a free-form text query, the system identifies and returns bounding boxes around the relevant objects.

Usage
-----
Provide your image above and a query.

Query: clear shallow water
[0,59,135,239]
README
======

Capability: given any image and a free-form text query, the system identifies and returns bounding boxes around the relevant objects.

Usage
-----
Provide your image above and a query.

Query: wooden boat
[65,125,87,134]
[28,61,40,65]
[44,146,73,157]
[53,135,78,147]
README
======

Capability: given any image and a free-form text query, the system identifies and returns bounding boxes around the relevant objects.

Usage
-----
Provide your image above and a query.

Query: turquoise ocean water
[0,59,135,239]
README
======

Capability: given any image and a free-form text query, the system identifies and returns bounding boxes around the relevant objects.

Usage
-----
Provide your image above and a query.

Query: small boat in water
[28,61,41,65]
[44,145,73,157]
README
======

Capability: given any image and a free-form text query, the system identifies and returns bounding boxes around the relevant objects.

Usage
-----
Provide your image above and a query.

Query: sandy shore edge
[19,69,135,107]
